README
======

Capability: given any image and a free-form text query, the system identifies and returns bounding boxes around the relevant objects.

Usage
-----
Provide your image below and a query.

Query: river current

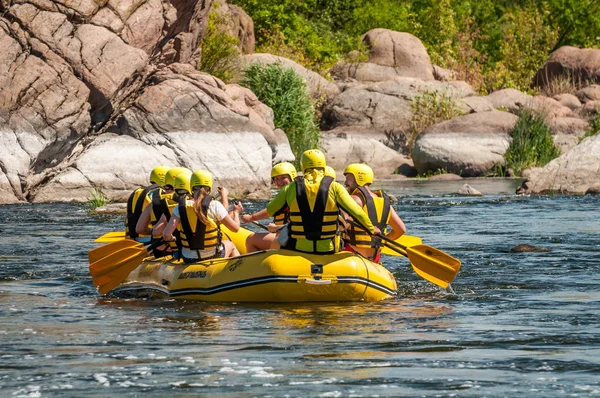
[1,179,599,397]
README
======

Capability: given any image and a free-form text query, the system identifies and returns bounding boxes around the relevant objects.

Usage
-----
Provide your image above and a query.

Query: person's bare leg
[245,232,276,253]
[223,240,240,258]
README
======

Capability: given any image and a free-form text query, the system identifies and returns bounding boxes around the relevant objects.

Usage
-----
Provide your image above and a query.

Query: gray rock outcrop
[412,111,519,177]
[518,133,600,194]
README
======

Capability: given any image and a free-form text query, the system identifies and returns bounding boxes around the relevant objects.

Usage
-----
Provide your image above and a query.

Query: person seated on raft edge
[125,165,170,244]
[341,163,407,263]
[241,162,297,253]
[249,149,380,255]
[136,167,191,258]
[162,170,244,263]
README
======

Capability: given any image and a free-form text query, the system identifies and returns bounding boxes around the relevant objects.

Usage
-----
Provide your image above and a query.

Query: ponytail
[193,187,210,225]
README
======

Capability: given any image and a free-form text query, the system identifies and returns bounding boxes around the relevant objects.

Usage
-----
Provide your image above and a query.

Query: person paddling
[241,162,296,252]
[163,170,243,263]
[125,165,170,244]
[249,149,379,255]
[341,163,406,262]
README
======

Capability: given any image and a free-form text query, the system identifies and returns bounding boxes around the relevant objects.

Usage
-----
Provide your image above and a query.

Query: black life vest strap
[151,189,169,225]
[179,195,216,251]
[295,176,334,240]
[355,186,391,248]
[126,184,159,238]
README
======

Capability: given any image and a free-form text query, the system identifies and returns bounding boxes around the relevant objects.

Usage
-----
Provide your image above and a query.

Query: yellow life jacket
[288,176,340,254]
[272,205,290,225]
[343,186,391,249]
[125,184,160,239]
[177,195,221,257]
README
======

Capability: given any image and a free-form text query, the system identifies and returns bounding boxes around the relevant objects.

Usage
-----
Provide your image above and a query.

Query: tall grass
[504,110,560,175]
[241,63,320,163]
[85,188,110,212]
[199,4,240,82]
[408,90,463,152]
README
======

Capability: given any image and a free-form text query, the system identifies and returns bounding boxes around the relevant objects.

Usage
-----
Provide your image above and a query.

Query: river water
[1,179,599,397]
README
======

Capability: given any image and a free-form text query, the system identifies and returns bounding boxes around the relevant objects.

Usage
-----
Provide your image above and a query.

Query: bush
[408,90,463,152]
[198,4,240,82]
[241,63,320,163]
[504,110,560,175]
[85,188,110,212]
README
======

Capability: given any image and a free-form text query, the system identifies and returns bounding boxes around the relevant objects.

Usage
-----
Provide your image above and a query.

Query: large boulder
[518,133,600,194]
[533,46,600,87]
[0,1,292,203]
[412,111,519,176]
[332,29,435,82]
[321,127,413,178]
[321,77,472,132]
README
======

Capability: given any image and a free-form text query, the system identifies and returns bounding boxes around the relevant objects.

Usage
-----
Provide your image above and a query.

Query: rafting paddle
[94,231,126,243]
[348,221,461,288]
[88,238,143,264]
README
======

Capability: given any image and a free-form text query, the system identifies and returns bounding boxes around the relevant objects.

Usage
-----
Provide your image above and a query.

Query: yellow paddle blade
[88,239,142,264]
[94,231,126,243]
[406,244,461,289]
[89,247,147,294]
[381,235,422,256]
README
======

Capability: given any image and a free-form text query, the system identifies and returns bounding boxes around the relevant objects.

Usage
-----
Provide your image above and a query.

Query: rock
[433,65,456,82]
[458,96,495,114]
[457,183,483,196]
[486,88,532,113]
[533,46,600,88]
[321,127,412,178]
[548,117,590,153]
[518,133,600,194]
[575,85,600,103]
[553,93,582,110]
[412,110,519,177]
[240,53,340,98]
[91,203,127,215]
[510,244,550,253]
[430,174,462,181]
[321,77,472,132]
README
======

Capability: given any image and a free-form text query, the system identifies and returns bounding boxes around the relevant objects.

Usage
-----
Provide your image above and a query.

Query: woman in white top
[163,170,243,262]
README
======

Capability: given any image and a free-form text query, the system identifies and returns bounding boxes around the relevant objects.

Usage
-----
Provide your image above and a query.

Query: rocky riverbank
[1,0,598,204]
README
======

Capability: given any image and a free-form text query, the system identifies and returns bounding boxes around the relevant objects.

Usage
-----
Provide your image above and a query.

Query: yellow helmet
[344,163,374,186]
[324,166,336,179]
[164,167,191,188]
[190,170,213,192]
[172,170,192,194]
[271,162,297,180]
[300,149,326,173]
[149,165,170,186]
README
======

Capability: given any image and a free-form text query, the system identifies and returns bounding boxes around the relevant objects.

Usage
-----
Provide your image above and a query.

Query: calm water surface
[1,179,599,397]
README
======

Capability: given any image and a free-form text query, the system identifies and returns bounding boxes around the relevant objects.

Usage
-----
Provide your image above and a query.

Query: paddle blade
[90,247,147,294]
[88,239,142,264]
[94,231,126,243]
[381,235,422,256]
[407,245,461,288]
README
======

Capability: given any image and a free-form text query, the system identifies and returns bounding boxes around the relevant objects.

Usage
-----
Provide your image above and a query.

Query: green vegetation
[198,4,240,82]
[503,110,561,175]
[241,63,320,163]
[581,113,600,141]
[408,90,463,151]
[415,167,453,178]
[230,0,599,93]
[85,188,110,212]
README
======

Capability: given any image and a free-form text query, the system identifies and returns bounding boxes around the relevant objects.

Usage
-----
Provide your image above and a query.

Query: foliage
[230,0,599,93]
[199,4,241,82]
[240,63,320,164]
[408,90,463,151]
[581,114,600,141]
[504,110,561,175]
[85,188,110,212]
[415,168,452,179]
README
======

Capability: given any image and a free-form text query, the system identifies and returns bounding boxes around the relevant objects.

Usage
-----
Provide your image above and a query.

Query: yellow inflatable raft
[114,249,397,302]
[108,224,397,302]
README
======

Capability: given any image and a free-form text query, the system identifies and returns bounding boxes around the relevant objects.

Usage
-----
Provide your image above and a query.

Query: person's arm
[217,186,229,210]
[136,205,153,235]
[163,214,180,242]
[218,201,243,232]
[265,183,291,218]
[242,208,269,223]
[385,207,406,240]
[333,182,377,234]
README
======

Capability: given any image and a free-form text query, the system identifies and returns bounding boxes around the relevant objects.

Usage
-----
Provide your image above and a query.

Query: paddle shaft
[251,220,270,231]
